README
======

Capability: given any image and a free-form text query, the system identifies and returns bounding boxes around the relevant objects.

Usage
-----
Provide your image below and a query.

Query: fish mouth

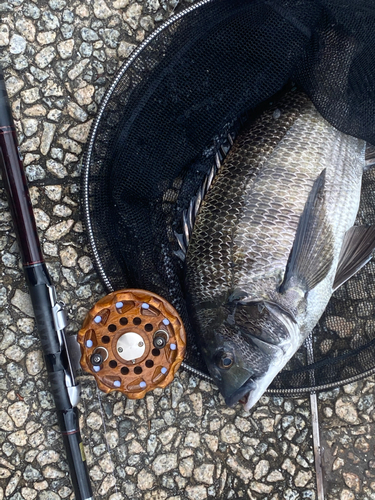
[240,339,297,411]
[242,381,268,411]
[224,372,271,410]
[222,332,285,408]
[224,377,257,407]
[225,335,298,410]
[238,309,300,410]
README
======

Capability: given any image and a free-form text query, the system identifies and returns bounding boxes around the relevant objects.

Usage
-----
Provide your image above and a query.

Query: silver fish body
[184,89,373,410]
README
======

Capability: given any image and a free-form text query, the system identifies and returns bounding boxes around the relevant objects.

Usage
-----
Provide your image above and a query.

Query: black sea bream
[184,88,375,410]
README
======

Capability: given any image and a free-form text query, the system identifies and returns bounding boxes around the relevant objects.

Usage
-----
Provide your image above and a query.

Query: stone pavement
[0,0,375,498]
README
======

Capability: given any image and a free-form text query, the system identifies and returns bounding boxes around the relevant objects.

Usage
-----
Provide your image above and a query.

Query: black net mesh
[82,0,375,393]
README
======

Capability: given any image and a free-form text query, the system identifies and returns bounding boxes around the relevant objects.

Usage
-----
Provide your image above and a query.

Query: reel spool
[78,289,186,399]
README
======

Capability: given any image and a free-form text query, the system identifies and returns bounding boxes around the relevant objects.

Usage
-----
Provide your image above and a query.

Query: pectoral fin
[333,225,375,291]
[280,169,334,293]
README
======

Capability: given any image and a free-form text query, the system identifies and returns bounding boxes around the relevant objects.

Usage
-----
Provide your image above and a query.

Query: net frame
[81,0,375,394]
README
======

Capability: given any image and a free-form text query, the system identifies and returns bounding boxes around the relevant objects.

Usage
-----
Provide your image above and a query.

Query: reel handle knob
[78,289,186,399]
[153,330,168,349]
[90,353,103,366]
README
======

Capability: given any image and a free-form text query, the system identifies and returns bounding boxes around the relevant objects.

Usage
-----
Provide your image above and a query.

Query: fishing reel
[78,289,186,399]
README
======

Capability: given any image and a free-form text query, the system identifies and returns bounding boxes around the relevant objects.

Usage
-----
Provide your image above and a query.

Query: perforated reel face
[78,290,186,398]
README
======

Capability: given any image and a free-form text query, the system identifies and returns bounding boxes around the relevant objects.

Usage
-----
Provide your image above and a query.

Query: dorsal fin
[174,132,235,260]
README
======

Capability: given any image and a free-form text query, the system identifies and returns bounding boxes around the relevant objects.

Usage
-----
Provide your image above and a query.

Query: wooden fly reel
[78,289,186,399]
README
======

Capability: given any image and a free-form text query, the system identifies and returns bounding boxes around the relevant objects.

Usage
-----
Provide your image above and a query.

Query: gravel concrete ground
[1,0,375,499]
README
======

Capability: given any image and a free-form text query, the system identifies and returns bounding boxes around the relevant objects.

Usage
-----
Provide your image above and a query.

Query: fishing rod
[0,68,94,500]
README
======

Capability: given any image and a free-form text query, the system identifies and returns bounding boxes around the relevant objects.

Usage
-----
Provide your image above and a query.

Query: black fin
[333,225,375,290]
[174,132,235,261]
[365,143,375,171]
[280,169,334,293]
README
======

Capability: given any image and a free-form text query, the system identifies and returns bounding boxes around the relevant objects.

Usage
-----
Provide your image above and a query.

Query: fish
[182,87,375,411]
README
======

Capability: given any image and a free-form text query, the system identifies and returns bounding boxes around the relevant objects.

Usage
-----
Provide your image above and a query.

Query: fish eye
[219,353,234,369]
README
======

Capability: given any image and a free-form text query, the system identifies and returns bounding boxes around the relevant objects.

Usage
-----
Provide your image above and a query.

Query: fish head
[200,299,300,410]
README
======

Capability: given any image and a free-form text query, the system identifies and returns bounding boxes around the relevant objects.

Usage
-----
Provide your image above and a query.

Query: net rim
[80,0,375,394]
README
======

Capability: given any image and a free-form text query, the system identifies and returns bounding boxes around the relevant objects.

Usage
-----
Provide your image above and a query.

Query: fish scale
[187,91,317,302]
[184,87,372,410]
[186,90,365,311]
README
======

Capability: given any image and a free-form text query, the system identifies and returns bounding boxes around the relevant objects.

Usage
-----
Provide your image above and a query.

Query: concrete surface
[0,0,374,498]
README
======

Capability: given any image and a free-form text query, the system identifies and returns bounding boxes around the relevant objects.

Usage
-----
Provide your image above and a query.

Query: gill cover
[239,301,300,410]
